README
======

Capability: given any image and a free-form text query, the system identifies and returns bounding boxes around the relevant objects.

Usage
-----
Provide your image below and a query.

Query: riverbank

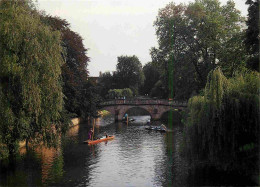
[98,110,110,117]
[18,118,82,149]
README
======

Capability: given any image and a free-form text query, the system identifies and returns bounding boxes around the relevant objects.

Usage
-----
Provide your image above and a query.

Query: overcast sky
[36,0,248,76]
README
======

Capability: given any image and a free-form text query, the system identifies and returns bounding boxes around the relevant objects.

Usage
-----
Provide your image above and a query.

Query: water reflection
[0,115,188,187]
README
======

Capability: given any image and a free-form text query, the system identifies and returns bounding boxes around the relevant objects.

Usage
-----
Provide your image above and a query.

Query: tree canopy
[141,62,160,96]
[98,55,144,97]
[0,0,65,156]
[245,0,259,71]
[41,15,100,120]
[151,0,245,99]
[98,71,115,98]
[115,55,144,95]
[183,67,259,176]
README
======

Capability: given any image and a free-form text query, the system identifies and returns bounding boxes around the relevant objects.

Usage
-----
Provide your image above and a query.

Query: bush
[108,88,133,99]
[122,88,133,98]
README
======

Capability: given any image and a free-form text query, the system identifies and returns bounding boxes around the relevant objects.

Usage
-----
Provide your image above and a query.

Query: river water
[0,115,190,187]
[0,115,256,186]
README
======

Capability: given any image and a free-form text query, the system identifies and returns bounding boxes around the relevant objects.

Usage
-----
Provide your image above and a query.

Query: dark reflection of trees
[0,121,101,187]
[1,145,65,186]
[45,149,64,185]
[187,164,257,186]
[50,122,93,186]
[160,110,183,128]
[0,118,190,187]
[164,126,188,187]
[0,148,42,186]
[9,144,64,186]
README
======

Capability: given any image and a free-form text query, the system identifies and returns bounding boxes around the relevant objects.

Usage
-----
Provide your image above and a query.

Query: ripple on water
[0,116,189,187]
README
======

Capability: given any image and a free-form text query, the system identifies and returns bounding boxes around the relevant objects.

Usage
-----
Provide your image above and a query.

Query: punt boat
[84,135,115,145]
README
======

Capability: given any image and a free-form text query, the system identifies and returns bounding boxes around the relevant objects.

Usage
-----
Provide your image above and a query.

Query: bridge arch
[159,108,183,119]
[159,109,183,125]
[100,99,187,121]
[122,106,151,118]
[100,105,174,121]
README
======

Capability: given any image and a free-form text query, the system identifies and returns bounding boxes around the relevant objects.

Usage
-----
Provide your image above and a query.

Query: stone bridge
[100,99,188,121]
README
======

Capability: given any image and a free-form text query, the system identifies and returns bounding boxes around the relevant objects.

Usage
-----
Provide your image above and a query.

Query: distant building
[87,77,99,85]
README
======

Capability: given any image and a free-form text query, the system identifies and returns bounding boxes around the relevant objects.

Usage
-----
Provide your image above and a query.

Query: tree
[245,0,259,71]
[183,68,259,177]
[107,88,133,99]
[152,0,245,99]
[115,55,144,95]
[141,62,160,96]
[98,56,145,98]
[98,71,115,98]
[0,0,65,156]
[79,81,101,119]
[41,15,100,119]
[150,80,165,98]
[41,16,89,115]
[121,88,133,98]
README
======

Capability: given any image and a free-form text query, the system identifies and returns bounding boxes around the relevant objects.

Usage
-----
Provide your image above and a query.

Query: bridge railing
[101,99,188,107]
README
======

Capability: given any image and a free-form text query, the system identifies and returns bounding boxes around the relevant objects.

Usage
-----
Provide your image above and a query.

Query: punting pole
[92,118,95,141]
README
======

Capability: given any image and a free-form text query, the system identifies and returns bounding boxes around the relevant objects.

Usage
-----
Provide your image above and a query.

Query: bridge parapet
[101,99,188,107]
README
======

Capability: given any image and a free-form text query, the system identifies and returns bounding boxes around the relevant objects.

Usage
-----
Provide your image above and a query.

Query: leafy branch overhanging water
[182,67,259,176]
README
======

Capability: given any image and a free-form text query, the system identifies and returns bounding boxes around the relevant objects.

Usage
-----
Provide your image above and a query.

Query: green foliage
[108,89,121,99]
[121,88,133,98]
[0,0,65,156]
[183,68,259,174]
[42,15,101,120]
[150,80,165,98]
[41,16,91,116]
[98,71,114,98]
[204,67,228,109]
[98,55,144,97]
[79,81,101,119]
[245,0,259,71]
[0,143,9,160]
[108,88,133,99]
[140,62,160,96]
[115,55,144,94]
[152,0,245,99]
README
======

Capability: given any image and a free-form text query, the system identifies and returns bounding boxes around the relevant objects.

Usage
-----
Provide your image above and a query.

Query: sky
[36,0,249,76]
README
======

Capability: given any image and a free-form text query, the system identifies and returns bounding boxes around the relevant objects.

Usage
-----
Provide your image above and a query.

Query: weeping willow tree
[0,0,66,157]
[183,67,259,175]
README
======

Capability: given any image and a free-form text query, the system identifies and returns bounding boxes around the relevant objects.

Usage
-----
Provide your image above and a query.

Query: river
[0,115,256,186]
[0,115,190,187]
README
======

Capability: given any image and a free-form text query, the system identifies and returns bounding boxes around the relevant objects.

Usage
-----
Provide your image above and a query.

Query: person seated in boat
[104,132,108,138]
[147,119,151,125]
[88,128,93,140]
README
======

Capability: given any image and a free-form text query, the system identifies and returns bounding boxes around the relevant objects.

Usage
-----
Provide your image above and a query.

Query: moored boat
[122,118,135,123]
[145,126,166,132]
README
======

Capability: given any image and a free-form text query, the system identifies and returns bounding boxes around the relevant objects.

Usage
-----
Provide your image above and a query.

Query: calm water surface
[0,115,188,187]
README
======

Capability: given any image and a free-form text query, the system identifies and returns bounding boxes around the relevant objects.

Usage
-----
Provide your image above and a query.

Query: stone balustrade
[101,99,188,107]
